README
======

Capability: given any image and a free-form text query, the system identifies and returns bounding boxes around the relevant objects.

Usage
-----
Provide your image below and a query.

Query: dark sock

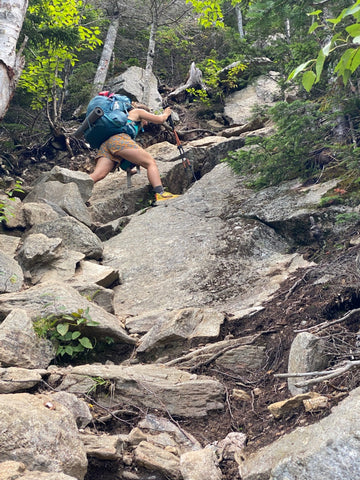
[154,185,164,194]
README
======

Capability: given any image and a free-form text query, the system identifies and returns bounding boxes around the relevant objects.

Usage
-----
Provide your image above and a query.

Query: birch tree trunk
[92,13,120,95]
[285,18,291,42]
[0,0,28,120]
[142,19,157,106]
[235,4,244,38]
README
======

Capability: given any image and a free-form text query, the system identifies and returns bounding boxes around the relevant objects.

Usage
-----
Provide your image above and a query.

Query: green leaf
[302,71,316,92]
[79,337,93,349]
[308,10,322,16]
[329,2,360,25]
[346,24,360,37]
[57,323,69,336]
[72,344,84,352]
[63,331,73,341]
[65,345,74,356]
[86,320,100,327]
[350,47,360,72]
[335,48,356,74]
[308,22,319,34]
[288,60,314,80]
[72,331,81,339]
[315,50,326,81]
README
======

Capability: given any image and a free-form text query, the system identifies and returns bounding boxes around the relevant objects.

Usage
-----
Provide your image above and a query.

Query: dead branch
[164,333,263,371]
[294,307,360,334]
[274,360,360,388]
[168,62,207,99]
[285,271,309,300]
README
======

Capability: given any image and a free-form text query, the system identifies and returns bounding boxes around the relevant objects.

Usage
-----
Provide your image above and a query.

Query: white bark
[285,17,290,42]
[92,14,120,95]
[143,20,157,105]
[168,61,207,98]
[235,4,244,38]
[0,0,28,120]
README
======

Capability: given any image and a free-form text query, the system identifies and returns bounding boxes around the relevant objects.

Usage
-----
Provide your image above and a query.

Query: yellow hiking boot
[155,191,180,202]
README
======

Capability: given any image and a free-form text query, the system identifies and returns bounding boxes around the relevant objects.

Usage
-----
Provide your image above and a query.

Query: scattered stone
[138,414,201,453]
[0,367,46,393]
[136,307,225,358]
[134,441,181,479]
[217,432,247,462]
[287,332,329,395]
[268,392,323,419]
[303,395,329,412]
[70,260,119,288]
[22,201,60,227]
[0,251,24,293]
[0,234,21,256]
[16,233,63,270]
[24,180,92,226]
[0,282,136,344]
[215,345,265,372]
[232,389,252,402]
[80,432,127,460]
[180,447,222,480]
[0,308,54,368]
[29,216,103,259]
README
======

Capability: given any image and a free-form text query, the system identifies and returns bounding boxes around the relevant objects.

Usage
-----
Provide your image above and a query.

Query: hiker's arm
[128,107,171,124]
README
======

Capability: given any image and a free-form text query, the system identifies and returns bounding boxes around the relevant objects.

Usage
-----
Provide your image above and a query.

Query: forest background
[1,0,360,194]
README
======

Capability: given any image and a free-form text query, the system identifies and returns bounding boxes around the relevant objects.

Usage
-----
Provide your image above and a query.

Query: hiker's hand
[163,107,171,122]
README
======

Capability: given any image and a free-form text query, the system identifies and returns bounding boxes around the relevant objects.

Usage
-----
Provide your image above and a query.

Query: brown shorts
[95,133,141,163]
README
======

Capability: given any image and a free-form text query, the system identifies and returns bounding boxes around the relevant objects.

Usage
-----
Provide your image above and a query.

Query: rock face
[108,65,163,110]
[0,393,88,479]
[0,73,359,480]
[224,72,282,125]
[58,363,225,417]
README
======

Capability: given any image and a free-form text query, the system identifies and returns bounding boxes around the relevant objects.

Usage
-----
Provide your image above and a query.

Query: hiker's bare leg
[90,157,115,183]
[119,148,162,188]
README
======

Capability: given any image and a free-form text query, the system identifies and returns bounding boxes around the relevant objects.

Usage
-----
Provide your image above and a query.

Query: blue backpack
[84,93,137,149]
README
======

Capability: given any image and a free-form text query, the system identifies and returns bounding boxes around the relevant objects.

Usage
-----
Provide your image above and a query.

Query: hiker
[90,103,179,202]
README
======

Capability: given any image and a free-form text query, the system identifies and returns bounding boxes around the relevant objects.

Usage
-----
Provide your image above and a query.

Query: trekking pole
[166,113,192,171]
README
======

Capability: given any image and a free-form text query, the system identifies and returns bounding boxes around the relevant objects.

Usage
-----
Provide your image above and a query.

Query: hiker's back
[84,92,135,149]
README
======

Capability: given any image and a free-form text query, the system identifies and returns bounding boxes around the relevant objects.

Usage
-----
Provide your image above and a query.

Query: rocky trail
[1,72,360,480]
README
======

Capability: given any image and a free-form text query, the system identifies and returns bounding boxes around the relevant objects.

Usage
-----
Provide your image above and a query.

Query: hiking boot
[155,191,180,202]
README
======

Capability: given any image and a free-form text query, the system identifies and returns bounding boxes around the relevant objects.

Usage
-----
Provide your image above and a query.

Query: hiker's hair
[132,102,151,112]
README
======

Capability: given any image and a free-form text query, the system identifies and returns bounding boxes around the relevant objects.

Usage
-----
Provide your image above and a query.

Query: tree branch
[274,360,360,388]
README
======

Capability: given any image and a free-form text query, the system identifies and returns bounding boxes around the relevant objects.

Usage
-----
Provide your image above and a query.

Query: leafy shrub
[34,307,99,359]
[225,100,335,189]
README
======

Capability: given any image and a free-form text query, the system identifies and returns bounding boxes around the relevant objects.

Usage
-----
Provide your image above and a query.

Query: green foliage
[64,62,96,118]
[87,376,112,395]
[186,0,227,28]
[156,25,196,84]
[18,0,102,124]
[224,100,335,189]
[318,194,344,208]
[0,180,24,222]
[289,1,360,91]
[186,88,212,105]
[33,307,100,359]
[335,212,360,223]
